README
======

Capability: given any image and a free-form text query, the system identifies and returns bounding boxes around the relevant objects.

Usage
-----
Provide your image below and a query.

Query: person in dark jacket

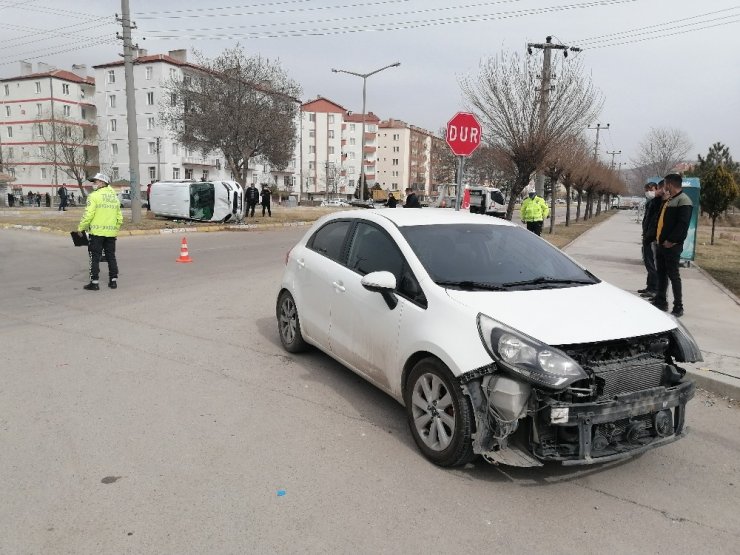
[638,181,662,298]
[651,173,693,317]
[245,183,259,217]
[386,193,397,208]
[403,187,421,208]
[58,183,68,211]
[260,185,272,217]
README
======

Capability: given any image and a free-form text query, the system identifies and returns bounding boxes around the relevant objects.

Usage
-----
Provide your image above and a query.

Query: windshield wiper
[435,280,506,291]
[501,277,594,288]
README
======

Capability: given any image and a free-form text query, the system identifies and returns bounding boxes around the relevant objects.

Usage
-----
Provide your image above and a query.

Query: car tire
[404,358,475,467]
[276,290,308,353]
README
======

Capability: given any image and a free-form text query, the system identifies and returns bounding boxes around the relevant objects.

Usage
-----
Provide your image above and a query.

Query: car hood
[444,281,677,346]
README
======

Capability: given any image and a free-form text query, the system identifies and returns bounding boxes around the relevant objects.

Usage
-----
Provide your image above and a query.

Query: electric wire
[585,18,740,49]
[137,0,411,18]
[0,35,117,65]
[0,17,116,49]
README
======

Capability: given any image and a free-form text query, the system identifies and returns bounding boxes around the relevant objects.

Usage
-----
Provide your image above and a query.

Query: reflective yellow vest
[78,185,123,237]
[520,195,550,222]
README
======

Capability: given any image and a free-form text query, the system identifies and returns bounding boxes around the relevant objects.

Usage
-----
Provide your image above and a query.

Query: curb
[686,367,740,400]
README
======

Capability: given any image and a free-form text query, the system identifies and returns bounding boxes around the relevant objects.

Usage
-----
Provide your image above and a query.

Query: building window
[308,145,315,154]
[349,138,356,145]
[308,129,315,138]
[6,126,12,138]
[350,124,356,132]
[185,169,193,180]
[147,117,155,130]
[7,147,13,159]
[147,92,154,105]
[145,66,153,80]
[36,123,43,136]
[169,68,176,79]
[3,84,8,96]
[107,70,115,84]
[36,103,42,116]
[62,84,70,95]
[149,166,156,180]
[7,168,14,177]
[112,167,120,180]
[111,143,118,155]
[4,106,9,117]
[81,107,86,119]
[80,87,85,99]
[172,167,180,179]
[63,105,71,116]
[328,146,335,155]
[108,95,116,108]
[393,146,399,152]
[392,158,399,165]
[328,130,334,139]
[348,166,354,174]
[172,143,179,155]
[183,74,192,86]
[308,161,315,170]
[40,167,47,179]
[202,170,208,181]
[393,133,399,140]
[328,114,335,124]
[308,113,316,122]
[110,119,117,132]
[348,152,355,159]
[35,81,41,93]
[148,142,156,155]
[170,93,176,106]
[63,126,72,138]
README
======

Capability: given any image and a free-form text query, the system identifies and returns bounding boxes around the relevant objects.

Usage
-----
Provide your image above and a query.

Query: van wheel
[276,291,307,353]
[404,358,475,467]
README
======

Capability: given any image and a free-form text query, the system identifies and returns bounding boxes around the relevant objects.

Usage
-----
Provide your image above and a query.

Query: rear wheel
[276,290,307,353]
[404,358,475,467]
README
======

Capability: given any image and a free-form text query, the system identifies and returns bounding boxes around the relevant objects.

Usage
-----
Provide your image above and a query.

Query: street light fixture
[331,62,400,200]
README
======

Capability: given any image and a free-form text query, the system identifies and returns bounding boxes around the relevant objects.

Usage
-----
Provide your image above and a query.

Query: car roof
[330,208,517,228]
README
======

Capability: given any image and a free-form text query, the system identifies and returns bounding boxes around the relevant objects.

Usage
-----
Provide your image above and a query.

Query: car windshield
[400,223,599,290]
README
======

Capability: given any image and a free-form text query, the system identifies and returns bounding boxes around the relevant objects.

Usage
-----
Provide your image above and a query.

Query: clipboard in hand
[70,231,89,246]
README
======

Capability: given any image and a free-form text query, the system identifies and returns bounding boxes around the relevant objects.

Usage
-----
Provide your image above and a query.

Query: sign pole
[455,156,465,211]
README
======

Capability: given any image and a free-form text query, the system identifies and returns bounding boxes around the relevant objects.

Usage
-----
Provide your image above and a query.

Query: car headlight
[669,316,703,362]
[477,313,587,389]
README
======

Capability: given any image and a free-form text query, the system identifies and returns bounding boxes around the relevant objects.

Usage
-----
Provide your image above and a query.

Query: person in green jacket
[520,190,550,236]
[78,173,123,291]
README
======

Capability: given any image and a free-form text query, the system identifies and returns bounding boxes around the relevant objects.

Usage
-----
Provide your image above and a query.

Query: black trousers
[526,221,543,236]
[642,240,657,291]
[88,235,118,282]
[58,197,67,211]
[247,201,257,217]
[654,243,683,309]
[262,202,271,216]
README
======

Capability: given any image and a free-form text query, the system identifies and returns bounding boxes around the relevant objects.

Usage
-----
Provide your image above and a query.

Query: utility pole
[527,36,581,198]
[156,137,161,181]
[589,123,610,160]
[607,149,621,169]
[117,0,141,223]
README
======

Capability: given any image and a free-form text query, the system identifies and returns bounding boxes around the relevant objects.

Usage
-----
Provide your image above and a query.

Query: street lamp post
[331,62,400,201]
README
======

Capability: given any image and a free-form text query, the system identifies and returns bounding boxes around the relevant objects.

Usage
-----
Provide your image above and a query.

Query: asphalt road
[1,228,738,554]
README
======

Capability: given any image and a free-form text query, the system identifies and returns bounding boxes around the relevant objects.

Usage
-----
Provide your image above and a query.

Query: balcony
[363,146,376,153]
[183,156,217,167]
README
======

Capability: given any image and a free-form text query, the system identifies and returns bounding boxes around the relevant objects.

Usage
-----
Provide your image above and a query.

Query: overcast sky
[1,0,738,167]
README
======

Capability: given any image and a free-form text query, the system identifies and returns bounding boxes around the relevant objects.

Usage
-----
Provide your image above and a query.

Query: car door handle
[296,259,305,268]
[332,281,346,292]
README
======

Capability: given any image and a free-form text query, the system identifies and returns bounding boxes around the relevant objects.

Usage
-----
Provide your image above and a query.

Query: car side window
[308,220,352,262]
[347,222,427,306]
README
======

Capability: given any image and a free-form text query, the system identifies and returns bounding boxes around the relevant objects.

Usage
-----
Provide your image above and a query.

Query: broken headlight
[669,316,703,363]
[477,313,587,389]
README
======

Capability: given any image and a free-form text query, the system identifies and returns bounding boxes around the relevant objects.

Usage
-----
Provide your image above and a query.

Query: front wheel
[276,290,307,353]
[404,358,475,467]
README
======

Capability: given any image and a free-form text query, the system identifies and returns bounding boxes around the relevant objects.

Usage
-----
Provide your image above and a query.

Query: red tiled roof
[93,54,201,71]
[345,112,380,123]
[1,69,94,85]
[301,96,348,113]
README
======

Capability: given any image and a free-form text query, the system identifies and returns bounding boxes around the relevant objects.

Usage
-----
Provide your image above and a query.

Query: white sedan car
[320,199,351,208]
[276,210,700,467]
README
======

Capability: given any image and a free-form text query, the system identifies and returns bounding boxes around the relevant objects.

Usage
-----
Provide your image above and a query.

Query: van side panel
[149,183,192,219]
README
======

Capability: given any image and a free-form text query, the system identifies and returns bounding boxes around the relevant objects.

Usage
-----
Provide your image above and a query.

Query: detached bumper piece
[532,380,695,465]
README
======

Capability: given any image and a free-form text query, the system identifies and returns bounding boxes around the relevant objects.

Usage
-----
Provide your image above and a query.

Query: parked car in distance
[118,191,148,209]
[320,199,351,207]
[276,209,700,468]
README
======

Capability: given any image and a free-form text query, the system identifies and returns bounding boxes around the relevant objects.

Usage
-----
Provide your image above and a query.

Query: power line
[0,18,116,49]
[145,0,638,40]
[4,3,103,19]
[584,17,740,49]
[0,35,117,65]
[144,0,526,33]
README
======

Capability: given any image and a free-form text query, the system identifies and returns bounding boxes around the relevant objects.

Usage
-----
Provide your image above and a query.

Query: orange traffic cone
[176,237,193,263]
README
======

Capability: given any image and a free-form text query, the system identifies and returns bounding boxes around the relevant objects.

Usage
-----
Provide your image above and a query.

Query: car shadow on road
[255,314,645,485]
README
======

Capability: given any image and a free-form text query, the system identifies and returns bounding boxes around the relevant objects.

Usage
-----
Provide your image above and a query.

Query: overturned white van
[149,181,244,222]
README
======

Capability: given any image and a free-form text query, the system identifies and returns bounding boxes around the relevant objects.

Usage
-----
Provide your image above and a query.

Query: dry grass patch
[695,226,740,297]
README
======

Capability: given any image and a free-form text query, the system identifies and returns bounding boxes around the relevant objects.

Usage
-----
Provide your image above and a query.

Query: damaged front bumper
[536,380,695,465]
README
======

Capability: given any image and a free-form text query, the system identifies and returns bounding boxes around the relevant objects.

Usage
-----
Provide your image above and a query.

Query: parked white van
[149,180,244,222]
[468,186,507,218]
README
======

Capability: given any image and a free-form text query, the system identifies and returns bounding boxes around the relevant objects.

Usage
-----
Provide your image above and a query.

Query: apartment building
[299,96,380,199]
[376,119,439,198]
[93,49,231,190]
[0,62,97,196]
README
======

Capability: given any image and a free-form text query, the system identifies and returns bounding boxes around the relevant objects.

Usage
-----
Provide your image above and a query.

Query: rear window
[308,220,352,262]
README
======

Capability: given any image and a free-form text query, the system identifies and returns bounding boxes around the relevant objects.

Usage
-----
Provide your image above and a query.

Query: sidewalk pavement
[563,209,740,399]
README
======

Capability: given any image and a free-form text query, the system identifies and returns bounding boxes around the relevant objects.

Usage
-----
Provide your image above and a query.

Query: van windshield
[190,183,214,220]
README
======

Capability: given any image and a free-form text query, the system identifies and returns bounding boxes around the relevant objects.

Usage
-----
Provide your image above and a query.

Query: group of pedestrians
[244,184,272,217]
[638,173,694,317]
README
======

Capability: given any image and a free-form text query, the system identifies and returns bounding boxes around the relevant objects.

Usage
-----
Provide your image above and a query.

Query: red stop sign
[446,112,482,157]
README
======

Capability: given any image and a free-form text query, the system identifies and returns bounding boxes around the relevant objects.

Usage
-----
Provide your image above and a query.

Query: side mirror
[361,271,398,310]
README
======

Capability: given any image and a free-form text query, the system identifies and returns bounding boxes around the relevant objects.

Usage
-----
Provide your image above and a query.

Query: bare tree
[161,47,301,187]
[558,135,591,226]
[460,51,602,220]
[632,127,692,179]
[429,129,457,193]
[36,115,98,198]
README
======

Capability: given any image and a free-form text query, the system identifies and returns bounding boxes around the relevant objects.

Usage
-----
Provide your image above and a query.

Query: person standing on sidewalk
[638,180,663,298]
[245,183,259,217]
[651,173,693,317]
[260,184,272,217]
[520,190,549,235]
[58,183,68,211]
[403,187,421,208]
[77,173,122,291]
